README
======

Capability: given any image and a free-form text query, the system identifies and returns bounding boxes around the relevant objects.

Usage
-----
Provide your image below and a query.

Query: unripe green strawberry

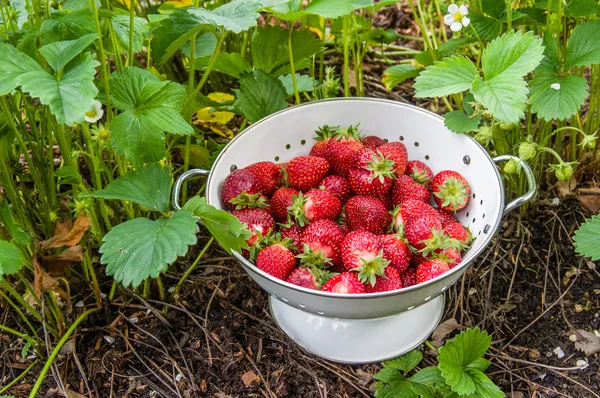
[554,163,574,181]
[518,141,537,161]
[503,159,519,175]
[474,126,493,146]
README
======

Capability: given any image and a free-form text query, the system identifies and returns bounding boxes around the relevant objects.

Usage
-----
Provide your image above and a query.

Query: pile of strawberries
[220,125,472,294]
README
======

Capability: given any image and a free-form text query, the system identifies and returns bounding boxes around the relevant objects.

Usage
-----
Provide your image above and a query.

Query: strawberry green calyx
[315,124,340,140]
[352,250,390,287]
[333,123,362,141]
[297,244,333,268]
[419,228,467,257]
[248,230,270,261]
[311,267,338,289]
[365,152,396,183]
[230,192,268,210]
[433,176,470,210]
[503,159,520,175]
[411,165,433,185]
[287,193,309,227]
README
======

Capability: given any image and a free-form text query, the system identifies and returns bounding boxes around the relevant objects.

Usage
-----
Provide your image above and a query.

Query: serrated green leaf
[303,0,357,18]
[566,20,600,68]
[439,37,476,57]
[151,10,207,66]
[234,69,288,122]
[482,31,544,80]
[279,74,316,96]
[39,33,98,72]
[40,10,95,43]
[414,56,478,98]
[55,165,83,185]
[382,64,421,90]
[183,196,251,254]
[443,111,481,133]
[565,0,600,17]
[0,240,25,277]
[471,75,528,124]
[536,35,560,74]
[469,13,502,41]
[414,50,440,67]
[112,12,149,54]
[374,380,418,398]
[195,52,251,78]
[480,0,505,19]
[463,92,476,114]
[408,366,444,384]
[374,366,404,383]
[109,67,193,167]
[0,42,44,96]
[464,369,504,398]
[529,74,588,121]
[0,201,32,247]
[18,53,99,125]
[80,163,172,212]
[465,357,491,372]
[100,211,198,288]
[573,214,600,260]
[182,32,217,59]
[408,381,437,397]
[188,0,261,33]
[385,350,423,374]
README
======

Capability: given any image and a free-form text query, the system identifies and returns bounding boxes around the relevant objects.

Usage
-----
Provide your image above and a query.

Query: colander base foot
[269,294,445,364]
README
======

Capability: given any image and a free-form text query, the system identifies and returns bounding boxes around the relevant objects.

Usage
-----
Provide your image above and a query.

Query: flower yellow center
[86,110,97,118]
[454,12,463,22]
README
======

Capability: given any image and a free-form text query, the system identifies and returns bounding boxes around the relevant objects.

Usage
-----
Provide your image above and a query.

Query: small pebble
[129,317,138,324]
[569,334,577,342]
[75,300,84,308]
[175,373,183,382]
[551,197,560,206]
[553,346,565,359]
[103,336,115,345]
[577,359,588,368]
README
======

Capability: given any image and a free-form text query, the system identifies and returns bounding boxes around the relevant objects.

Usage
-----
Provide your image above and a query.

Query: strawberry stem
[351,250,390,287]
[434,177,469,210]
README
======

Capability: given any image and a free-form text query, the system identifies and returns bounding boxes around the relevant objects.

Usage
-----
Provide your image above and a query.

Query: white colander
[173,98,536,364]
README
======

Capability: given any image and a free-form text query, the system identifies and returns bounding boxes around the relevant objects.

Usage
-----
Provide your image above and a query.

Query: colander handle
[493,155,537,216]
[172,168,211,211]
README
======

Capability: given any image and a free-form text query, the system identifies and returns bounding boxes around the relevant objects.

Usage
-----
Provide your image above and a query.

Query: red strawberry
[380,234,411,273]
[364,266,402,293]
[432,170,470,212]
[270,187,299,222]
[416,259,451,283]
[256,244,297,280]
[286,266,335,290]
[289,190,342,226]
[286,156,330,192]
[345,196,391,234]
[391,200,439,233]
[279,223,304,254]
[310,125,339,158]
[444,222,471,245]
[319,175,352,203]
[405,160,434,188]
[348,149,396,196]
[245,161,283,196]
[436,208,457,227]
[325,125,365,177]
[231,208,275,247]
[410,251,427,268]
[436,247,462,267]
[391,174,431,205]
[378,142,408,177]
[400,268,417,287]
[376,193,394,211]
[221,169,263,211]
[301,219,344,266]
[310,141,329,158]
[321,272,365,294]
[341,230,389,285]
[362,135,386,149]
[404,213,443,250]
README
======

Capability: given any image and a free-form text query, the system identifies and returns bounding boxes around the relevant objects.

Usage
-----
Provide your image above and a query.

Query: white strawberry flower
[444,4,470,32]
[85,100,104,123]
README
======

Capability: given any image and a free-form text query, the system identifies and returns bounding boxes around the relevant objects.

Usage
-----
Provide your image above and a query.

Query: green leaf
[112,12,149,54]
[10,0,28,29]
[536,35,560,74]
[100,211,198,288]
[188,0,261,33]
[80,163,172,212]
[39,33,98,72]
[151,10,207,66]
[480,0,505,19]
[109,67,193,167]
[18,53,99,125]
[482,31,544,80]
[234,69,288,122]
[373,366,404,383]
[573,214,600,260]
[408,366,444,384]
[565,0,600,17]
[469,13,502,42]
[384,350,423,374]
[183,196,251,254]
[414,56,478,98]
[0,241,25,277]
[382,64,421,90]
[443,111,481,133]
[195,52,251,78]
[439,37,476,57]
[303,0,357,18]
[278,74,316,96]
[471,75,528,124]
[55,165,83,186]
[566,20,600,68]
[529,74,588,121]
[414,49,440,67]
[374,380,418,398]
[0,42,44,96]
[465,357,491,372]
[464,369,504,398]
[182,32,217,59]
[40,10,96,44]
[0,201,32,247]
[438,327,492,396]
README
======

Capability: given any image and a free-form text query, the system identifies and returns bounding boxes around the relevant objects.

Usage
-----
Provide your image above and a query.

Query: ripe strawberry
[416,259,451,283]
[400,268,417,288]
[364,266,402,293]
[362,135,386,149]
[444,222,471,245]
[390,200,439,233]
[432,170,470,212]
[231,208,275,247]
[286,156,330,192]
[245,161,283,196]
[300,219,344,266]
[348,150,396,196]
[436,247,462,268]
[289,190,342,226]
[378,142,408,177]
[319,175,352,203]
[391,174,430,205]
[321,272,365,294]
[325,125,365,177]
[345,195,391,234]
[380,234,411,273]
[221,169,263,211]
[404,213,443,250]
[310,125,339,158]
[256,244,297,280]
[410,251,427,268]
[279,223,304,254]
[341,230,389,285]
[405,160,434,188]
[286,266,336,290]
[270,187,299,223]
[376,193,394,211]
[436,208,457,227]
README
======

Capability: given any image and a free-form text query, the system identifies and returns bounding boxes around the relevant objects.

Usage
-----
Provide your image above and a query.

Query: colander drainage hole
[298,303,306,308]
[424,296,432,301]
[230,165,237,172]
[301,139,306,145]
[480,199,483,205]
[317,311,324,315]
[473,193,476,199]
[407,306,415,310]
[482,213,486,219]
[425,154,430,160]
[472,217,476,223]
[281,297,288,302]
[484,224,491,233]
[414,141,419,147]
[286,144,291,149]
[274,156,280,161]
[399,135,404,140]
[466,212,470,218]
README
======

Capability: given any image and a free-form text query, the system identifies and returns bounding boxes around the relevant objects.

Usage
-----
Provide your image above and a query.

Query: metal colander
[174,98,536,363]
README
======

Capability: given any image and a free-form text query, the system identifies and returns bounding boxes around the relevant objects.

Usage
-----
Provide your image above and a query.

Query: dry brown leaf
[66,389,86,398]
[33,257,58,298]
[576,187,600,213]
[562,266,580,286]
[355,368,372,386]
[556,177,577,198]
[241,370,259,388]
[348,68,357,89]
[431,318,462,348]
[506,392,525,398]
[41,245,84,275]
[40,214,91,249]
[572,329,600,356]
